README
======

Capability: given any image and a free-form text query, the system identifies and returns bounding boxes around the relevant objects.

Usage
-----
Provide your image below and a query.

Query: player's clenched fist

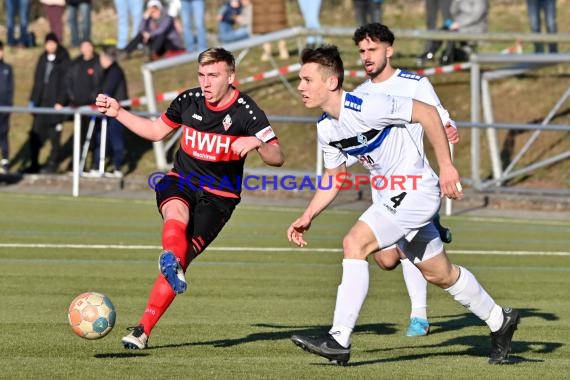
[95,94,120,118]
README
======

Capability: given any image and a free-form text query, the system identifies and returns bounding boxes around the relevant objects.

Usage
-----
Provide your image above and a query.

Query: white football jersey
[354,69,451,124]
[318,90,439,193]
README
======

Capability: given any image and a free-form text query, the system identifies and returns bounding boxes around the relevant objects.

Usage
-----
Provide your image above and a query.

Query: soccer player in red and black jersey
[95,47,285,349]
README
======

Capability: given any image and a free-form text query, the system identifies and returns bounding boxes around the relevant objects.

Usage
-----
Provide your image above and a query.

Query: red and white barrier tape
[416,62,472,76]
[116,61,471,107]
[233,63,302,86]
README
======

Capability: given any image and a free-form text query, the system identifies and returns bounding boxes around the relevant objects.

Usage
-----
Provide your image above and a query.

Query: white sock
[486,304,505,332]
[401,258,428,320]
[329,259,369,348]
[445,266,503,331]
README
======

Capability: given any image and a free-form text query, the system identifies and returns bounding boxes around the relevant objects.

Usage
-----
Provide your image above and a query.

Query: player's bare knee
[373,251,400,270]
[161,199,189,222]
[342,234,369,260]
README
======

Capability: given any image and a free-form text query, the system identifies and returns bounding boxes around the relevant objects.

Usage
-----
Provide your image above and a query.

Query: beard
[366,60,388,80]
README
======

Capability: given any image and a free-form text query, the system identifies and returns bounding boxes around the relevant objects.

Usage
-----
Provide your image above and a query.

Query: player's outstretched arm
[411,100,463,199]
[287,164,345,247]
[95,93,173,142]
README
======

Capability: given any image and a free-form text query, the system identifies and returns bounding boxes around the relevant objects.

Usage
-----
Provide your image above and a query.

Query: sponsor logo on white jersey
[397,71,422,81]
[344,93,363,112]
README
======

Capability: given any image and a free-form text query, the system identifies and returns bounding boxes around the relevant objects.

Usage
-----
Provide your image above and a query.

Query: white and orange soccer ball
[68,292,116,339]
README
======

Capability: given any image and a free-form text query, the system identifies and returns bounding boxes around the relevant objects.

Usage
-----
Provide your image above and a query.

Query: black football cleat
[489,308,520,364]
[291,334,350,366]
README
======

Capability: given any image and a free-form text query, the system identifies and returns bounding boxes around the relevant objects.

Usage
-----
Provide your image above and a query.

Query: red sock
[139,275,176,335]
[162,219,188,267]
[138,219,189,336]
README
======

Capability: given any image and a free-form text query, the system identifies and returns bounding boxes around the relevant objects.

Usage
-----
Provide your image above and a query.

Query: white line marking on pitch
[0,243,569,256]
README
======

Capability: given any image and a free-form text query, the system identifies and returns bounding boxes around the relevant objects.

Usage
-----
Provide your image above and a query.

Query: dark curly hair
[352,23,395,46]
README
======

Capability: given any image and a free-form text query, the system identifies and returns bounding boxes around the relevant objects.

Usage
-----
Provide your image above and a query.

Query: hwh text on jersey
[182,127,240,162]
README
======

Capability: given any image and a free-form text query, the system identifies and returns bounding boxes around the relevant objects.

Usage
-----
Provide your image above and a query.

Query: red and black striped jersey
[161,87,279,198]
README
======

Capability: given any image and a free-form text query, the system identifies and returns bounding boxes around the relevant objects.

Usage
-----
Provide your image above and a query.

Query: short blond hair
[198,47,236,73]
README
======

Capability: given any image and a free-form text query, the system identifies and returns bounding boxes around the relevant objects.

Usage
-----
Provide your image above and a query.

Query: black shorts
[155,174,240,254]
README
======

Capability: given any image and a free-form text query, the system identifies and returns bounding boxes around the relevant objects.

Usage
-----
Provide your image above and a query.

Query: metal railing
[469,53,570,189]
[140,27,570,170]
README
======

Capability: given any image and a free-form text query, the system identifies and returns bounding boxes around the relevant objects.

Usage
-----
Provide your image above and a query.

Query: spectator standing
[66,0,92,48]
[5,0,31,48]
[0,41,14,174]
[40,0,66,44]
[122,0,185,60]
[92,47,128,177]
[217,0,252,44]
[251,0,289,61]
[26,32,70,174]
[179,0,207,52]
[114,0,145,51]
[439,0,489,65]
[67,40,99,110]
[353,0,383,26]
[526,0,558,53]
[297,0,322,47]
[416,0,452,65]
[66,39,100,172]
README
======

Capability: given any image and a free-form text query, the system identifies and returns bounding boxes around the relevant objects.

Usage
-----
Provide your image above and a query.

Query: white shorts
[359,186,441,249]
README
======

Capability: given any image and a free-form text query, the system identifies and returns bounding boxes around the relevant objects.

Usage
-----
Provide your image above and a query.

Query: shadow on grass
[428,308,558,336]
[149,322,397,350]
[349,307,561,366]
[141,308,561,366]
[355,334,559,367]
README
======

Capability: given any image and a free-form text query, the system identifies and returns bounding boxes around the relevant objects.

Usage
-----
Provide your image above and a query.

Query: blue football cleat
[159,250,187,294]
[406,317,430,337]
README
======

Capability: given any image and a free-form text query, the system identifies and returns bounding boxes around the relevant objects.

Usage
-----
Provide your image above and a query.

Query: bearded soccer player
[287,45,519,365]
[96,47,284,349]
[353,23,459,337]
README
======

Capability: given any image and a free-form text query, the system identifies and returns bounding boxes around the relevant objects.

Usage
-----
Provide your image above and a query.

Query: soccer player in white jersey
[287,45,519,365]
[352,22,459,337]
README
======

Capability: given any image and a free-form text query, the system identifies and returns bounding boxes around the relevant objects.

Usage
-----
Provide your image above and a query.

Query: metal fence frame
[140,27,570,169]
[469,53,570,190]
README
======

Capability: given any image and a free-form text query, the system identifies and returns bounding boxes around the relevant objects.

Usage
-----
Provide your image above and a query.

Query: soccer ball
[68,292,116,339]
